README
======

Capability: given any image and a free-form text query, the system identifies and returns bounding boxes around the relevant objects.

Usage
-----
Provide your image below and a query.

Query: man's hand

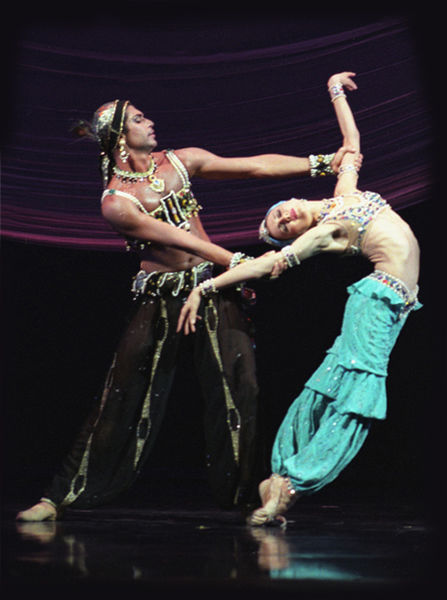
[269,254,289,279]
[331,146,363,174]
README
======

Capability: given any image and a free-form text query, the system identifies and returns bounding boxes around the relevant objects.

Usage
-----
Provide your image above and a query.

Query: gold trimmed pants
[42,267,262,511]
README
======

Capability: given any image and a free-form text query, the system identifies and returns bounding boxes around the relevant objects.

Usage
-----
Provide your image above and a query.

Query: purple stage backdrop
[2,12,433,251]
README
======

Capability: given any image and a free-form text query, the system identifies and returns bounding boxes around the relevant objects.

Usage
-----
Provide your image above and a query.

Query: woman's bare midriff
[361,208,420,291]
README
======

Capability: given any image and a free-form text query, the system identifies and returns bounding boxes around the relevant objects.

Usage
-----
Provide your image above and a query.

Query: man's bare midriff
[137,215,212,273]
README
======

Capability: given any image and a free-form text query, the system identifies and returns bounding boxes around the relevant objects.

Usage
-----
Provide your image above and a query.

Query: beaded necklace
[113,155,165,192]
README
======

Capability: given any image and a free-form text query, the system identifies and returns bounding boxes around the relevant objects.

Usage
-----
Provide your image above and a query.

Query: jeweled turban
[92,99,129,186]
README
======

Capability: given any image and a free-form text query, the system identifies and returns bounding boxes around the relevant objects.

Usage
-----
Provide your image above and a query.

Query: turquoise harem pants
[271,272,421,495]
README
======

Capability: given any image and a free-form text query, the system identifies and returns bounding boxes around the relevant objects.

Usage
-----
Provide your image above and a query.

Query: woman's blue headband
[258,199,306,248]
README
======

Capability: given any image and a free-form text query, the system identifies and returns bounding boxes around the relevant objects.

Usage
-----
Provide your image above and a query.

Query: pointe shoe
[247,474,297,527]
[16,501,58,522]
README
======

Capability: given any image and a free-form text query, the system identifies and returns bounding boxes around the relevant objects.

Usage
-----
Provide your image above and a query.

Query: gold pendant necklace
[113,156,165,193]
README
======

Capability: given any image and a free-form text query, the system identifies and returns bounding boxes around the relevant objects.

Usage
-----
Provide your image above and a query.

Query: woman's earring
[119,138,129,163]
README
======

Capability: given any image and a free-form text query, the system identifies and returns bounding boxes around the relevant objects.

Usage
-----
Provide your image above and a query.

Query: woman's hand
[269,254,289,279]
[177,251,284,334]
[177,287,202,335]
[327,71,358,91]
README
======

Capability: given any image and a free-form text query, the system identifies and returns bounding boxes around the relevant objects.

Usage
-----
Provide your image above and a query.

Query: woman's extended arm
[176,223,343,334]
[176,252,279,334]
[327,72,361,196]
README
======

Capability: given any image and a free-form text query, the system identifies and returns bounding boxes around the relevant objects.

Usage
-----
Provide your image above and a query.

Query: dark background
[1,4,443,518]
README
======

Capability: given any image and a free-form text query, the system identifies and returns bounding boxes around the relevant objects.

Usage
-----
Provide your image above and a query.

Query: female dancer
[177,72,421,525]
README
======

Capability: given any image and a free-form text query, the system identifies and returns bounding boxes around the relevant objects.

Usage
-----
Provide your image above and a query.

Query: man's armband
[309,153,336,177]
[229,252,255,269]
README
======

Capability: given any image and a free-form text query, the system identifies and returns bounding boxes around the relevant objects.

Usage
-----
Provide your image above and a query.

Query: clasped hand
[176,251,286,335]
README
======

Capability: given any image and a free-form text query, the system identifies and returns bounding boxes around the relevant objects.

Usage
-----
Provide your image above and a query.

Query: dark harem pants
[42,270,261,511]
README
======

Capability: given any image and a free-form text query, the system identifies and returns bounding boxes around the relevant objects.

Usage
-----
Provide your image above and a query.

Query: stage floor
[1,499,437,598]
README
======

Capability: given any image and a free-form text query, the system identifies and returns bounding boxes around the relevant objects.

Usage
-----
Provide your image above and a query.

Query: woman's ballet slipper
[16,500,58,522]
[247,474,297,527]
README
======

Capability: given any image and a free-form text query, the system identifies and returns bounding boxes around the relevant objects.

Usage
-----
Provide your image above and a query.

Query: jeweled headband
[93,99,129,186]
[258,199,306,248]
[93,99,129,154]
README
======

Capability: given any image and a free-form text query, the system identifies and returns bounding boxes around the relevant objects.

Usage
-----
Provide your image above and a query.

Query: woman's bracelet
[329,82,346,102]
[337,164,358,178]
[309,153,336,177]
[281,245,301,268]
[199,278,217,298]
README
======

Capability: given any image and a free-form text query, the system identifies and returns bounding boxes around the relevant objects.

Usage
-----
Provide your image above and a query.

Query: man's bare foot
[16,501,57,522]
[16,521,57,543]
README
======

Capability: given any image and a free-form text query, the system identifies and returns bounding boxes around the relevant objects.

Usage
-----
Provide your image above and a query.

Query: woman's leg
[272,389,370,495]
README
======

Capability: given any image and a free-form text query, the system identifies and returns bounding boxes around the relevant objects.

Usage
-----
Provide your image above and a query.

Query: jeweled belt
[368,269,419,316]
[131,262,214,298]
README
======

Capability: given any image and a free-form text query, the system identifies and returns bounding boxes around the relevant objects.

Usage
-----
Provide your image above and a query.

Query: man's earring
[119,138,129,163]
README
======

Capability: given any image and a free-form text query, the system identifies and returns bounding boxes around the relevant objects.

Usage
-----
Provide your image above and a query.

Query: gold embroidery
[60,354,118,506]
[133,298,169,468]
[204,299,241,464]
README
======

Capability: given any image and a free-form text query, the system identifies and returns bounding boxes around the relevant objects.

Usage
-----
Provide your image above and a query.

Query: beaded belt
[132,262,214,298]
[368,270,419,316]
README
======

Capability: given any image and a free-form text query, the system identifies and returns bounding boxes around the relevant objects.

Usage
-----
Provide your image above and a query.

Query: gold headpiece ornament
[92,99,130,187]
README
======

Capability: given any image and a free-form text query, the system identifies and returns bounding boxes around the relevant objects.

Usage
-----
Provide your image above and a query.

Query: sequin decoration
[318,191,388,251]
[131,262,214,298]
[368,270,419,316]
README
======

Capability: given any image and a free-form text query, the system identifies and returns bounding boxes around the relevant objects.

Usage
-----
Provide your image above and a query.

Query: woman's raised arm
[327,72,361,196]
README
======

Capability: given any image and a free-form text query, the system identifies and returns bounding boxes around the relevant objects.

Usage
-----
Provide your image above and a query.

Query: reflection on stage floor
[2,499,436,598]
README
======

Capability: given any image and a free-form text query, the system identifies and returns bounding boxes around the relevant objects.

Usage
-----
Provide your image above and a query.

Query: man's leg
[17,296,182,518]
[194,291,263,511]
